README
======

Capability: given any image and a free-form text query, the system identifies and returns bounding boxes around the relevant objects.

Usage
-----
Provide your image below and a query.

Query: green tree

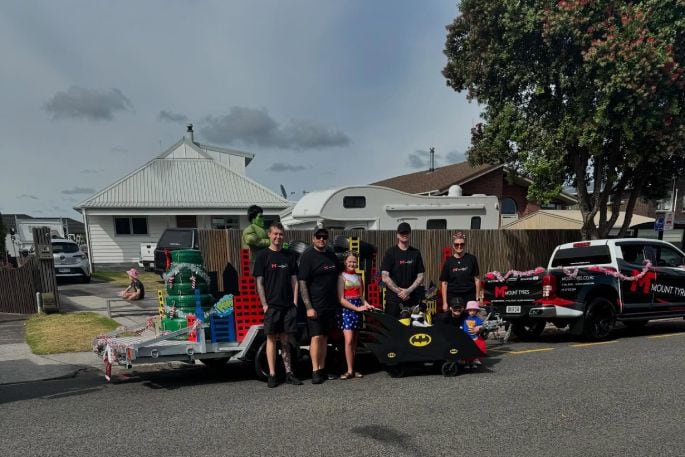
[443,0,685,239]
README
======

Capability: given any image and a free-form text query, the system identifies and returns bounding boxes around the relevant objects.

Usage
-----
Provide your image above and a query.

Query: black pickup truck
[483,238,685,340]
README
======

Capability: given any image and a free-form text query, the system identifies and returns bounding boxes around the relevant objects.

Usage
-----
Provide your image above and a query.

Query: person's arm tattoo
[381,271,401,293]
[299,280,313,310]
[256,276,267,309]
[408,272,424,293]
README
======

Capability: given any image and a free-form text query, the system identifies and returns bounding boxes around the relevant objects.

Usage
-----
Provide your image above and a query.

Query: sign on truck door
[616,243,654,314]
[648,243,685,313]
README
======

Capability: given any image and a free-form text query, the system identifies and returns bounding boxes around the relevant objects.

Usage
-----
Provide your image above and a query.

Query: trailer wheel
[441,362,459,377]
[583,298,616,340]
[511,320,546,340]
[200,358,229,369]
[386,364,406,378]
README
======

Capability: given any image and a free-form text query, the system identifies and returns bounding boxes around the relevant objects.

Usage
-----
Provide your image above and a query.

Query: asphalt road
[1,320,684,457]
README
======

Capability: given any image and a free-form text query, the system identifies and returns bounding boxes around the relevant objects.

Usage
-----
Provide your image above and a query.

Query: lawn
[92,270,164,295]
[25,312,120,354]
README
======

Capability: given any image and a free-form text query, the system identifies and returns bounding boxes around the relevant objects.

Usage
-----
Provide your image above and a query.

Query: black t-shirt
[381,245,425,303]
[297,248,339,310]
[439,253,480,296]
[131,279,145,299]
[252,248,298,308]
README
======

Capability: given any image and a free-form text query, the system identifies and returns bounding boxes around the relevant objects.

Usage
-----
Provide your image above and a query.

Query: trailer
[280,185,500,231]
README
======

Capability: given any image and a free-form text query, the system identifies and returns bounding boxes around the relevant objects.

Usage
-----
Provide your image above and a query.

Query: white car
[52,238,90,283]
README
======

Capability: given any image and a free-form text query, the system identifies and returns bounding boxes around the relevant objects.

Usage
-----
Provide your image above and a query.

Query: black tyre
[583,298,616,340]
[201,358,229,369]
[441,362,459,377]
[623,320,648,330]
[386,364,406,378]
[82,274,91,284]
[511,320,547,340]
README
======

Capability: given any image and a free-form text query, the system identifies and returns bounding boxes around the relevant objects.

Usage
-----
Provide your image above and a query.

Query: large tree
[444,0,685,239]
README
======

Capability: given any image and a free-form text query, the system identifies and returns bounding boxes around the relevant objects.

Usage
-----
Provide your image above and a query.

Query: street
[1,318,683,457]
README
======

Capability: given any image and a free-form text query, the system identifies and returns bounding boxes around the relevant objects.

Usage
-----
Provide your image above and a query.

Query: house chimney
[186,124,194,142]
[429,147,435,172]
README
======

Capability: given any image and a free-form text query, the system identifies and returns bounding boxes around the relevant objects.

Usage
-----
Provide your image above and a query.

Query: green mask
[253,214,264,228]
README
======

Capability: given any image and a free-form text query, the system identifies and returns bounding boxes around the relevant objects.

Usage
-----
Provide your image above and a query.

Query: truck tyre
[583,298,616,340]
[511,320,546,340]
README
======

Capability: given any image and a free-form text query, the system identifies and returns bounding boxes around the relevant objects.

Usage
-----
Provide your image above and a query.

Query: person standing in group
[381,222,425,317]
[298,227,340,384]
[253,222,303,388]
[337,251,374,380]
[440,231,481,312]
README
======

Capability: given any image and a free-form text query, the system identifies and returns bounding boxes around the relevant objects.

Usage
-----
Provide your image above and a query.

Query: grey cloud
[267,162,306,172]
[201,106,350,150]
[110,146,128,154]
[445,150,466,164]
[406,149,441,169]
[44,86,133,121]
[158,110,188,124]
[80,168,103,174]
[61,187,95,195]
[18,194,38,200]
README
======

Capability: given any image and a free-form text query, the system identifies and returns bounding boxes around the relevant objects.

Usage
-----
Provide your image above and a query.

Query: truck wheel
[511,320,546,340]
[583,298,616,340]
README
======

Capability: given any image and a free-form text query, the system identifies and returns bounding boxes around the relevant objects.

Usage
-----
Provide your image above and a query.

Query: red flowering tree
[443,0,685,238]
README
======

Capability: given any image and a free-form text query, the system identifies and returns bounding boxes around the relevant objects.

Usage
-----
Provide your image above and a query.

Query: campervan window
[470,217,481,230]
[427,219,447,230]
[343,196,366,208]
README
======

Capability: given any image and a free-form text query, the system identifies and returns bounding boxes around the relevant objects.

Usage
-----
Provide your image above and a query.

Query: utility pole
[429,147,435,172]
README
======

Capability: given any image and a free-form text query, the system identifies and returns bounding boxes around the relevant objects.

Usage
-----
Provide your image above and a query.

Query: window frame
[113,216,149,236]
[426,219,447,230]
[343,196,366,209]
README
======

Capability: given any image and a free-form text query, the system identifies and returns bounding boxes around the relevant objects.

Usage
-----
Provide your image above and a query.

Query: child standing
[463,300,487,368]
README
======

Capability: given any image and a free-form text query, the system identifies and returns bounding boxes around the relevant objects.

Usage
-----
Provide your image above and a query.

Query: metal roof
[75,158,288,210]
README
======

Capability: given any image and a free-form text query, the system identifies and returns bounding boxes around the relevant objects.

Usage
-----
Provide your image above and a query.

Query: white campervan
[280,185,499,231]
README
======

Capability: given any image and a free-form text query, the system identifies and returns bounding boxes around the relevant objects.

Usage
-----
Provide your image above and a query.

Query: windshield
[157,230,193,248]
[52,242,80,254]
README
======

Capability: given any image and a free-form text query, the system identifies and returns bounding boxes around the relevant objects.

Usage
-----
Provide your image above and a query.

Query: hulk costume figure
[242,205,270,267]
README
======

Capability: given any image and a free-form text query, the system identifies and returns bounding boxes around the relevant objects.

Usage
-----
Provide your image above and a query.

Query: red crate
[234,295,264,342]
[240,249,251,277]
[442,247,451,261]
[239,276,257,295]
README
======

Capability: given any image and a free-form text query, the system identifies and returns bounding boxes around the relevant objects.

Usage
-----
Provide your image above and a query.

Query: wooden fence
[198,229,582,292]
[0,256,41,314]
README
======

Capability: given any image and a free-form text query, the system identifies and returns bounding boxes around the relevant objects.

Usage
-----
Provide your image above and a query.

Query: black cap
[313,226,329,236]
[397,222,411,233]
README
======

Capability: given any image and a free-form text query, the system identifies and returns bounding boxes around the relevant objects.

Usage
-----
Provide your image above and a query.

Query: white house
[75,125,290,269]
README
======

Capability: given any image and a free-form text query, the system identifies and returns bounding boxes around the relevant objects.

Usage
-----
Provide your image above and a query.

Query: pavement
[0,279,159,385]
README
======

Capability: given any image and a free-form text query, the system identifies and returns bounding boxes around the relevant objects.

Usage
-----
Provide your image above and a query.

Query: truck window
[551,245,612,267]
[343,196,366,208]
[620,245,644,264]
[656,245,685,267]
[470,217,481,230]
[426,219,446,230]
[157,230,193,248]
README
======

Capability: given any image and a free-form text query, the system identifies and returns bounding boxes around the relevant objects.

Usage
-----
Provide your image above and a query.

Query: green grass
[25,312,120,354]
[92,270,163,295]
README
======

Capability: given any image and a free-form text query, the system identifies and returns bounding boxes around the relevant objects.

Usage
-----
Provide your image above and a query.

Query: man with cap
[381,222,425,317]
[298,227,340,384]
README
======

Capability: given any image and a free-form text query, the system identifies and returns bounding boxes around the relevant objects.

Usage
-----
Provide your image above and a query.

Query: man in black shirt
[253,223,302,388]
[439,231,481,312]
[381,222,425,317]
[298,227,339,384]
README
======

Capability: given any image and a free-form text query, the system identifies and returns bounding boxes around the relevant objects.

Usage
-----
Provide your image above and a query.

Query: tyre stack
[162,249,213,333]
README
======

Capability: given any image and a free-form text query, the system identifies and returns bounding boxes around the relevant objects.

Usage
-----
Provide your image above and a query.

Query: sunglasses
[454,243,465,247]
[315,235,328,240]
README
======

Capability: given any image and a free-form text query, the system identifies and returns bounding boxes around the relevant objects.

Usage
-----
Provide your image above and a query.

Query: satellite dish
[279,184,288,199]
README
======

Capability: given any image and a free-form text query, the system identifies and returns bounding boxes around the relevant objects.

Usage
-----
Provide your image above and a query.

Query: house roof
[371,162,500,194]
[503,210,654,230]
[75,157,288,210]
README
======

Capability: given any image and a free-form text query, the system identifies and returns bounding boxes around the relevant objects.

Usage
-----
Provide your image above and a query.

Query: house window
[426,219,447,230]
[114,217,148,235]
[501,197,518,215]
[470,217,481,230]
[211,216,239,229]
[343,196,366,208]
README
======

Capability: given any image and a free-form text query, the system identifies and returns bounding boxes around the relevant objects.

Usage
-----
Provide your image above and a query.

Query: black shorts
[307,308,336,337]
[263,306,298,335]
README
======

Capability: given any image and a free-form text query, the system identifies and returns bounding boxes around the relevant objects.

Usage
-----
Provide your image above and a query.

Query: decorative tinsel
[562,260,652,281]
[485,267,546,282]
[163,262,211,285]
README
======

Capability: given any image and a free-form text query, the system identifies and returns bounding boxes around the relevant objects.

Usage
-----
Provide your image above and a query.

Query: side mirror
[9,227,15,236]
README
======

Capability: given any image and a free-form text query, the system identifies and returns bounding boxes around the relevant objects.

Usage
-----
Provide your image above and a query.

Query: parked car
[153,228,199,275]
[52,238,90,283]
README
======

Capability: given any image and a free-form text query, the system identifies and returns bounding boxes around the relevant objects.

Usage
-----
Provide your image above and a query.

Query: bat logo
[409,333,432,347]
[449,348,459,355]
[387,352,397,359]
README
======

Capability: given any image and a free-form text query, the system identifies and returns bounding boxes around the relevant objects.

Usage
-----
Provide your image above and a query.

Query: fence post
[32,227,60,311]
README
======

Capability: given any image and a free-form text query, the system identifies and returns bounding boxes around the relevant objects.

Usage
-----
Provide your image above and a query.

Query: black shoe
[311,370,324,384]
[267,375,278,388]
[285,372,303,385]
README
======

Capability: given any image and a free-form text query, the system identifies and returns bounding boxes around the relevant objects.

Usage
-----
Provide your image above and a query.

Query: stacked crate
[366,257,382,309]
[233,249,264,342]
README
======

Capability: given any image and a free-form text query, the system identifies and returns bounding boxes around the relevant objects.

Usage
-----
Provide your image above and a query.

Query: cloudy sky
[0,0,481,220]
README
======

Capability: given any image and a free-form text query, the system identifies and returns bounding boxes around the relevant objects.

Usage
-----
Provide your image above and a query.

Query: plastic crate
[442,247,451,261]
[209,314,236,342]
[239,276,257,295]
[233,295,264,342]
[240,249,251,277]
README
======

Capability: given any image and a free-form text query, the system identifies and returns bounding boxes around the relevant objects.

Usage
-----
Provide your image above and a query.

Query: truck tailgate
[483,274,543,319]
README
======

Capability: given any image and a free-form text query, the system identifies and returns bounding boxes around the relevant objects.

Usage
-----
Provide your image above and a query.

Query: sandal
[340,372,353,380]
[353,371,363,378]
